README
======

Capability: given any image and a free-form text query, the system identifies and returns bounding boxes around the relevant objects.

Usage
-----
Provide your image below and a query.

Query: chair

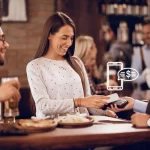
[17,87,36,119]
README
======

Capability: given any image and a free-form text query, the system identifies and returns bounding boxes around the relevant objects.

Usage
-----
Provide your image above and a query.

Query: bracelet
[79,98,81,107]
[74,98,79,107]
[74,98,82,107]
[74,98,78,108]
[78,98,81,107]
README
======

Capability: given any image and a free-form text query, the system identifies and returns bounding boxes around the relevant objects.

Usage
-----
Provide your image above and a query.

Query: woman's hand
[75,95,109,109]
[107,96,135,112]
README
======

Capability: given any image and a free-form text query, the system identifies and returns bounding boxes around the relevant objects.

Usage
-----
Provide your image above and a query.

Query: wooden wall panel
[55,0,106,65]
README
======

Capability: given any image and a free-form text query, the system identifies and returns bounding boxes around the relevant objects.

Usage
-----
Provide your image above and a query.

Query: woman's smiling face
[48,25,74,60]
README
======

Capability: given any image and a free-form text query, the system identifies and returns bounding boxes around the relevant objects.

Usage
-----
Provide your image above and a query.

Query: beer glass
[1,77,20,124]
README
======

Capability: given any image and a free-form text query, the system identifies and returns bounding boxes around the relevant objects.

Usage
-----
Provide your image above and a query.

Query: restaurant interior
[0,0,150,150]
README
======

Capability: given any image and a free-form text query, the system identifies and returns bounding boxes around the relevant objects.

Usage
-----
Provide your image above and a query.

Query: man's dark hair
[142,17,150,26]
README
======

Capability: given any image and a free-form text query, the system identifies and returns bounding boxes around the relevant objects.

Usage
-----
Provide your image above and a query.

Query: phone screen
[107,62,123,91]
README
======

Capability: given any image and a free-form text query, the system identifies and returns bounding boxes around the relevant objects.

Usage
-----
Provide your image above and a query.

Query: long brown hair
[34,12,86,95]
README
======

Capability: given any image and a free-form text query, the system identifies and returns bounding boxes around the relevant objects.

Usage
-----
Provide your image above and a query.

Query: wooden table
[0,116,150,150]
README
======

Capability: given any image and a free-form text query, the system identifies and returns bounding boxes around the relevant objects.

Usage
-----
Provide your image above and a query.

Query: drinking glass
[1,77,20,124]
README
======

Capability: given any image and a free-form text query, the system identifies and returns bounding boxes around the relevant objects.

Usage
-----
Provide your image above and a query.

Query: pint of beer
[1,77,20,123]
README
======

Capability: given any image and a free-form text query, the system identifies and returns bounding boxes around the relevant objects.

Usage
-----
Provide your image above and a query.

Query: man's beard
[0,55,4,66]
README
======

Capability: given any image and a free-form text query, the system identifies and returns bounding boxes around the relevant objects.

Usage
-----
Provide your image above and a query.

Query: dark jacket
[146,101,150,114]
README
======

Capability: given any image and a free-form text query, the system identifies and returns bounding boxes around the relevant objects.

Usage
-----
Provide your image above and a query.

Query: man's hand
[7,80,20,89]
[0,80,21,102]
[131,113,150,128]
[107,96,135,112]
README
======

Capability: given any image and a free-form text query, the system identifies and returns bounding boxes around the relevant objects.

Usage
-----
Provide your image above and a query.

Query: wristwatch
[147,118,150,127]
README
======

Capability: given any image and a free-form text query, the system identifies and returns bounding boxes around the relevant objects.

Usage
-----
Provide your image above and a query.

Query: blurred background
[0,0,149,88]
[0,0,150,119]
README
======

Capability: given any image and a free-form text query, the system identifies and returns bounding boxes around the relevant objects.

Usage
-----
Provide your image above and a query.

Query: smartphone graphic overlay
[107,62,123,91]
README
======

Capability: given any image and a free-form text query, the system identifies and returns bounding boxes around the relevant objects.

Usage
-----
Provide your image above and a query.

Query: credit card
[107,93,120,103]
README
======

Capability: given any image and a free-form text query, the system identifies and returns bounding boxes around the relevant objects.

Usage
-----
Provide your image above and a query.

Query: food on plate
[58,114,90,123]
[18,119,55,128]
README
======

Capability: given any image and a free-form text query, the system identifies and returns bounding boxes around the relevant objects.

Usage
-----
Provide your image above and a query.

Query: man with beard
[0,26,21,102]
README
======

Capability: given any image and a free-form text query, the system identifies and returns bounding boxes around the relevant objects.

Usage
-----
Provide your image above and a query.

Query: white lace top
[26,57,106,118]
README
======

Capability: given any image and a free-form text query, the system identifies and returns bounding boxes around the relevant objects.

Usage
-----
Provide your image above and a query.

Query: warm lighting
[114,4,118,8]
[123,4,127,8]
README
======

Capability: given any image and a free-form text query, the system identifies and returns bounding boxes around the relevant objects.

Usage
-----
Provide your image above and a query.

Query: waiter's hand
[107,96,134,112]
[131,113,150,128]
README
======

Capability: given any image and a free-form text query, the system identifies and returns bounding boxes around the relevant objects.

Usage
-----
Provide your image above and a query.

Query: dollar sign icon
[126,70,131,79]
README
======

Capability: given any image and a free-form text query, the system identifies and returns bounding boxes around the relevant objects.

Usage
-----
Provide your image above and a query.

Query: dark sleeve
[146,101,150,114]
[141,82,150,91]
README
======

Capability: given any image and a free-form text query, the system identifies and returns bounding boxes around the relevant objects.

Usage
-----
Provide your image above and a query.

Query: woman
[74,35,117,117]
[75,36,117,95]
[74,36,107,94]
[26,12,112,118]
